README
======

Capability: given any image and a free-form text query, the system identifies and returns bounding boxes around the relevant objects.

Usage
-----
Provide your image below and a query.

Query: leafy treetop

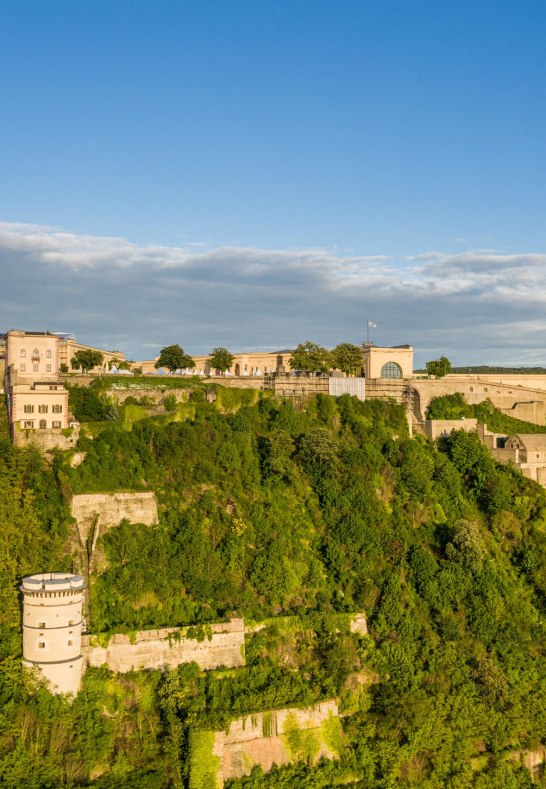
[209,347,234,374]
[289,341,332,373]
[426,355,452,378]
[331,343,363,375]
[155,344,195,373]
[70,349,104,373]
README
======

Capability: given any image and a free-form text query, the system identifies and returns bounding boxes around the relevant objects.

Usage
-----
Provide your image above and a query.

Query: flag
[367,320,377,328]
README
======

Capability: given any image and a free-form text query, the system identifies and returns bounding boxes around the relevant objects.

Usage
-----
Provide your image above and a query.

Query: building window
[38,405,48,413]
[380,362,402,379]
[52,421,61,429]
[49,386,58,391]
[33,364,39,372]
[46,364,51,372]
[20,363,26,372]
[38,642,45,649]
[52,404,62,413]
[24,420,34,429]
[24,405,34,414]
[32,349,39,360]
[67,640,73,646]
[20,349,26,358]
[38,622,45,628]
[39,420,47,429]
[46,350,52,359]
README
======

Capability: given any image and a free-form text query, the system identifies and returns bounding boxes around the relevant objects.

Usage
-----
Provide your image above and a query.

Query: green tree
[70,349,105,373]
[331,343,362,375]
[155,344,195,373]
[289,341,332,373]
[425,356,452,378]
[208,347,234,374]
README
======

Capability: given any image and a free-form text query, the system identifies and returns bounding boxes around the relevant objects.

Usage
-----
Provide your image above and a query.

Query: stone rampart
[411,378,546,425]
[424,419,478,439]
[82,618,245,673]
[106,387,190,405]
[12,426,81,451]
[70,491,159,543]
[212,700,340,784]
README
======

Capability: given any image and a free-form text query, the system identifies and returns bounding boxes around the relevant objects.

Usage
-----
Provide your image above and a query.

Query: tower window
[38,642,45,649]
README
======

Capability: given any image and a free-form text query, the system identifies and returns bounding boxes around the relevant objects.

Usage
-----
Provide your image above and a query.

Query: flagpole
[366,320,369,345]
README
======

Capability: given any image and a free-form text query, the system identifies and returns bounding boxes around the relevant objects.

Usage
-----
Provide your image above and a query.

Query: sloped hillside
[1,392,546,787]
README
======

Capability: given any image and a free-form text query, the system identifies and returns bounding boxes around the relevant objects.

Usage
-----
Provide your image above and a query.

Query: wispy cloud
[1,220,546,366]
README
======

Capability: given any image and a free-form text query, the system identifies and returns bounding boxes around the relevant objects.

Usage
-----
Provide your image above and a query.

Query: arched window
[39,420,47,429]
[32,348,39,360]
[380,362,402,379]
[20,349,26,358]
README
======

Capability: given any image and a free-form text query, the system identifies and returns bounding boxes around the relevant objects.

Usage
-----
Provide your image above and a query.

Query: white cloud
[1,220,546,366]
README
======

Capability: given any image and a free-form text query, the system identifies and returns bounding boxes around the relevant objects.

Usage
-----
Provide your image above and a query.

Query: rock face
[81,618,245,673]
[70,491,159,543]
[212,700,340,785]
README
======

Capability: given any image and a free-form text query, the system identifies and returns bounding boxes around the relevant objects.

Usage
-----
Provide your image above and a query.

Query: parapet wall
[70,491,159,543]
[212,699,340,784]
[82,618,245,673]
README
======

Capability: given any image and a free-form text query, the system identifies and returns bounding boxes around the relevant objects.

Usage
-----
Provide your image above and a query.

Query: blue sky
[1,1,546,365]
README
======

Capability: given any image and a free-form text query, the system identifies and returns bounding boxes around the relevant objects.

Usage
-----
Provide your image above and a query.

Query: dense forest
[2,388,546,786]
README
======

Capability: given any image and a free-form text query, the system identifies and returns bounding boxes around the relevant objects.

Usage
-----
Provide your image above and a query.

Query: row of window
[37,640,74,648]
[23,404,63,413]
[20,363,53,372]
[20,349,52,359]
[23,420,62,429]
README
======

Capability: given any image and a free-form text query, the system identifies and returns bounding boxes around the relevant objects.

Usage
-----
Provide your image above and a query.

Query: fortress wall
[13,427,80,451]
[107,387,190,404]
[212,700,339,784]
[424,419,479,439]
[412,378,546,425]
[70,491,159,543]
[82,618,245,673]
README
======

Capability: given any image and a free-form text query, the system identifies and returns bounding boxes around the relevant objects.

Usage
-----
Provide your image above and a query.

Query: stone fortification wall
[70,491,158,543]
[411,378,546,425]
[424,419,479,440]
[82,618,245,673]
[107,387,190,404]
[212,700,340,784]
[208,376,263,390]
[13,426,80,451]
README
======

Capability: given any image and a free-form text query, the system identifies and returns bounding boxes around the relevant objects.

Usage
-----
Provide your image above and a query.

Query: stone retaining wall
[212,700,340,785]
[82,618,245,672]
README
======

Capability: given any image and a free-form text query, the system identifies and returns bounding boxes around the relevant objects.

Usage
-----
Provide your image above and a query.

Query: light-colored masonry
[211,700,340,786]
[82,619,245,673]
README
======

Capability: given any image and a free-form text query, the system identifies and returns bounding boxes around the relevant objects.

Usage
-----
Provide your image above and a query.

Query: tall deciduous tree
[426,356,452,378]
[209,347,234,374]
[289,341,333,373]
[331,343,363,375]
[70,349,104,372]
[155,344,195,373]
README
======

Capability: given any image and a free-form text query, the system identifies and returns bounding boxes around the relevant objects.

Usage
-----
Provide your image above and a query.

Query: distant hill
[415,365,546,374]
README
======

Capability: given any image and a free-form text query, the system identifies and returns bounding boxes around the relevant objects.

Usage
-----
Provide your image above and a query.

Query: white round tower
[20,573,85,695]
